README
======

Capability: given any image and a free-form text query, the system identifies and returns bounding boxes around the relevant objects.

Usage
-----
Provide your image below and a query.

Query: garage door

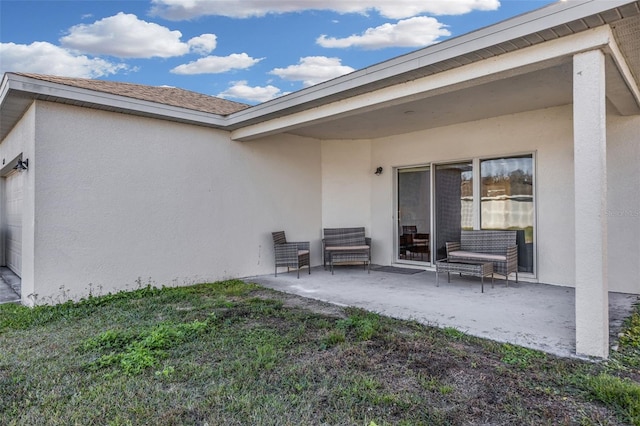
[4,170,23,277]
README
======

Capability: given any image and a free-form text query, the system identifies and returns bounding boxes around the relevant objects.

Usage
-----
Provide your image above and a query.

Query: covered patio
[246,266,638,359]
[232,1,640,360]
[1,2,637,362]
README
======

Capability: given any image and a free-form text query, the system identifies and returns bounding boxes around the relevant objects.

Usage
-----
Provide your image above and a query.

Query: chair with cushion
[272,231,310,278]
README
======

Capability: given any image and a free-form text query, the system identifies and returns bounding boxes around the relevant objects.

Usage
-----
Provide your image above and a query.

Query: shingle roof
[13,73,249,116]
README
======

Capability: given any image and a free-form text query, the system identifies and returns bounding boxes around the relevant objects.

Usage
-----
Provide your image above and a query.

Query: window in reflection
[480,155,534,272]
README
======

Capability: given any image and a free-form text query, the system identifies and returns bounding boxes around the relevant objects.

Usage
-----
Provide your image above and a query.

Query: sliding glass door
[434,162,473,261]
[480,155,534,272]
[397,167,431,263]
[395,155,535,274]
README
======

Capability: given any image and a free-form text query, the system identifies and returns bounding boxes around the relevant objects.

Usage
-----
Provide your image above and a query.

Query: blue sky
[1,0,556,104]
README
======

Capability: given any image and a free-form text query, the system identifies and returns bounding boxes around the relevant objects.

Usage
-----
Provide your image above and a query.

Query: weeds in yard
[579,373,640,425]
[82,319,210,376]
[336,308,383,341]
[155,365,175,378]
[321,330,346,348]
[620,309,640,348]
[418,375,454,395]
[499,343,547,369]
[442,326,467,340]
[612,303,640,370]
[574,301,640,426]
[1,285,167,332]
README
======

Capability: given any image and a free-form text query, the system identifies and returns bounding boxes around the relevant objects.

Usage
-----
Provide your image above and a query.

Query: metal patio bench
[322,227,371,274]
[446,230,518,285]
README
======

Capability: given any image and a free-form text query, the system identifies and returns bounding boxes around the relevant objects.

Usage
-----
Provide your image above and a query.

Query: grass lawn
[1,280,639,425]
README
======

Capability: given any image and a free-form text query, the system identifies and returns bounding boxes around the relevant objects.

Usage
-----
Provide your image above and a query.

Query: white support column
[573,49,609,359]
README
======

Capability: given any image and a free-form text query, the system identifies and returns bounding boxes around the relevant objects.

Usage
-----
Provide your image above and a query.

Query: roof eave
[225,0,637,127]
[0,73,229,140]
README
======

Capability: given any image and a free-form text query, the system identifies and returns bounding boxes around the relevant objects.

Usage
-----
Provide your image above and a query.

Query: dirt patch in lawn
[250,288,629,425]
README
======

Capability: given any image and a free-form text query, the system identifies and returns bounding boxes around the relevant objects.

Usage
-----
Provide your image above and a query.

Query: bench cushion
[449,250,506,262]
[331,251,369,261]
[326,245,370,251]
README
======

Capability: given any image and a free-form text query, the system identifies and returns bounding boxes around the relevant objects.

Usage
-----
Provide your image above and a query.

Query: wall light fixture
[13,159,28,172]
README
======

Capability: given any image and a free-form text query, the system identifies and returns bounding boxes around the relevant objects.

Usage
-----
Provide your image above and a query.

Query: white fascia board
[231,26,614,141]
[226,0,634,126]
[0,73,13,107]
[604,33,640,114]
[2,74,228,127]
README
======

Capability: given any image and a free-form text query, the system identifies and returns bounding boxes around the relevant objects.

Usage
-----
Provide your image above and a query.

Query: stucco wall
[29,101,321,304]
[5,98,638,303]
[368,105,572,285]
[321,139,372,237]
[607,113,640,294]
[0,103,36,299]
[362,104,639,294]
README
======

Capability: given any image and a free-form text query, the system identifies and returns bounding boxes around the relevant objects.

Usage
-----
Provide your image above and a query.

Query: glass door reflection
[434,162,473,261]
[397,167,431,263]
[480,155,534,273]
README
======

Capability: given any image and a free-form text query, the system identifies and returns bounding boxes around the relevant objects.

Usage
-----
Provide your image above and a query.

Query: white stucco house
[1,0,639,358]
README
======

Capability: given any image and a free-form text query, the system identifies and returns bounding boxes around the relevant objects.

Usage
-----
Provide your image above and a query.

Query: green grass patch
[82,319,210,376]
[617,305,640,368]
[336,308,384,341]
[607,302,640,373]
[321,329,346,348]
[499,343,547,369]
[442,326,467,340]
[620,309,640,348]
[580,373,640,425]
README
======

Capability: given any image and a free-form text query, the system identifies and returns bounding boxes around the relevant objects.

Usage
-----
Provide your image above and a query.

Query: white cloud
[60,12,209,58]
[0,41,128,78]
[270,56,355,87]
[188,34,217,55]
[317,16,451,49]
[151,0,500,20]
[217,80,287,103]
[170,53,262,74]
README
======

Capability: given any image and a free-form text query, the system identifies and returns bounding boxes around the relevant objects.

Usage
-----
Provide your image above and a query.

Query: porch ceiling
[272,10,640,142]
[285,62,575,140]
[231,8,640,142]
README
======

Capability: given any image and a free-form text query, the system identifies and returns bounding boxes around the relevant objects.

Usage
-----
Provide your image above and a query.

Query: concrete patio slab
[0,267,20,304]
[244,265,639,359]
